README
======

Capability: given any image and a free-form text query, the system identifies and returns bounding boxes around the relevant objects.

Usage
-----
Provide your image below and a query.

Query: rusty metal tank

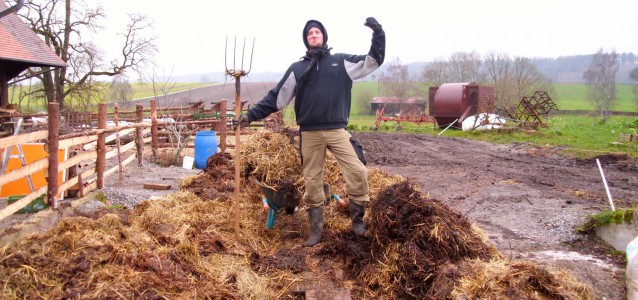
[428,82,494,128]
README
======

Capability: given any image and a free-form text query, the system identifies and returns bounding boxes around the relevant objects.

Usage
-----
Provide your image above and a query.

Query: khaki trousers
[300,129,369,208]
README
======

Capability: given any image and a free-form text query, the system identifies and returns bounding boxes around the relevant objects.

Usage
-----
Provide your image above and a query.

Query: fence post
[219,99,227,153]
[136,103,144,166]
[47,102,59,208]
[151,99,158,160]
[96,103,106,189]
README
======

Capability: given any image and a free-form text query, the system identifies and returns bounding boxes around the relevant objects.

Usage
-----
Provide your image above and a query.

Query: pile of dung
[0,192,271,299]
[320,181,593,299]
[180,152,235,201]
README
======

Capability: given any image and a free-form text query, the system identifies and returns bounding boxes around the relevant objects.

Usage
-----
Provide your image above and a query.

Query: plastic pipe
[596,159,615,211]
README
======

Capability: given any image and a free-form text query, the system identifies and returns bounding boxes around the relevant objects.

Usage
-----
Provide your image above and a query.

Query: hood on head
[302,19,327,49]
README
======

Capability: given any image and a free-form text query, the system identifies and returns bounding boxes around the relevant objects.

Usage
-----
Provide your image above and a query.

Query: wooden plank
[0,130,48,149]
[58,168,96,195]
[105,140,135,160]
[58,134,99,150]
[82,181,97,196]
[57,150,97,172]
[0,108,17,113]
[103,153,136,179]
[143,183,171,190]
[0,157,48,186]
[0,186,47,222]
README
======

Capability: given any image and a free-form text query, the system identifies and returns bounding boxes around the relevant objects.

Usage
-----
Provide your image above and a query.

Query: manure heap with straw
[0,131,594,299]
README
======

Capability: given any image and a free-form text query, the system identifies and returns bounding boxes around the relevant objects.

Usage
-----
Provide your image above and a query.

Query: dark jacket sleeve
[245,66,297,122]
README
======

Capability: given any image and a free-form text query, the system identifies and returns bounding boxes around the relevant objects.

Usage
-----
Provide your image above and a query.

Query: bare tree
[448,51,482,82]
[583,48,619,119]
[482,52,550,109]
[15,0,156,110]
[484,51,515,108]
[421,57,449,86]
[511,56,551,102]
[107,74,134,103]
[379,57,419,112]
[630,67,638,104]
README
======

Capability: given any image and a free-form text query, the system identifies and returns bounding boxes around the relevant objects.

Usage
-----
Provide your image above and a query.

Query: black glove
[364,17,382,32]
[233,113,251,127]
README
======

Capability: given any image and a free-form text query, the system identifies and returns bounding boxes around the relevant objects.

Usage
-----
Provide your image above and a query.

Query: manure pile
[0,130,593,299]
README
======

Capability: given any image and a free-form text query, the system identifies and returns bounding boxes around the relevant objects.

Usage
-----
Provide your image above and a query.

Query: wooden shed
[369,97,426,115]
[0,1,65,107]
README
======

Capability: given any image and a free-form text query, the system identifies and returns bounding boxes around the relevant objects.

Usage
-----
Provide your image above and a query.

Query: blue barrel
[194,131,218,169]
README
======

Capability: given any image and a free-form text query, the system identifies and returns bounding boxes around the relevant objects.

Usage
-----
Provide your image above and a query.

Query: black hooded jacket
[245,20,385,131]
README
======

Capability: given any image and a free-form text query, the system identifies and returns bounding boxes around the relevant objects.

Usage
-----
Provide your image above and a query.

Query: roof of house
[370,97,426,104]
[0,2,65,79]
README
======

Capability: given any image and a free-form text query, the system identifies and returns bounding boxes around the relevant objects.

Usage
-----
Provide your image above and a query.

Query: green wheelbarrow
[255,179,346,229]
[255,179,299,229]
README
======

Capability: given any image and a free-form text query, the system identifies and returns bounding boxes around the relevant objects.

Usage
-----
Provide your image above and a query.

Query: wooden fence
[0,99,229,221]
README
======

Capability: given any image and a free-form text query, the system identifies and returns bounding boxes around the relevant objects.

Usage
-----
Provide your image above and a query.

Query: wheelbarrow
[255,179,346,229]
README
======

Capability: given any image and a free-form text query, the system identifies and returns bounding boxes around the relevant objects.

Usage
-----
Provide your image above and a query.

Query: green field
[8,82,215,112]
[351,82,638,113]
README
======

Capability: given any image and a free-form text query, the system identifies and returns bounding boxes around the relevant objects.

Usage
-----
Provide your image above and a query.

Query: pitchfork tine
[233,37,237,72]
[246,37,255,75]
[241,37,246,71]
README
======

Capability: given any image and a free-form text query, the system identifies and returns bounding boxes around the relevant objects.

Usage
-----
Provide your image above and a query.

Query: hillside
[182,53,638,85]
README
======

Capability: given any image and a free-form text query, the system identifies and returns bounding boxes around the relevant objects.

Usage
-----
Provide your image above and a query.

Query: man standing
[239,17,385,247]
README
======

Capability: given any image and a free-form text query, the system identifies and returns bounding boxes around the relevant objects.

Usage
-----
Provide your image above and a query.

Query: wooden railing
[0,99,229,221]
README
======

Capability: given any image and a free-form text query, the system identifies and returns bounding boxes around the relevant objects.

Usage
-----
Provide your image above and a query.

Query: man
[239,17,385,247]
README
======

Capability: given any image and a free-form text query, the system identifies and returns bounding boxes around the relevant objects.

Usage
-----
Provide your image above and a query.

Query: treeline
[394,52,638,85]
[530,52,637,84]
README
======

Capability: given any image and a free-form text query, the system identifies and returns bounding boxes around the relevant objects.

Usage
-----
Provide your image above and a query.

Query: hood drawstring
[300,45,332,82]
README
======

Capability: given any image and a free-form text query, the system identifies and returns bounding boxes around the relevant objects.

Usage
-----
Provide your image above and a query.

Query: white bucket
[182,156,194,169]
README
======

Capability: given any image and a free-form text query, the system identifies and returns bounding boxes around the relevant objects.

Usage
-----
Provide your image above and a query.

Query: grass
[553,83,638,111]
[8,82,215,112]
[347,115,638,159]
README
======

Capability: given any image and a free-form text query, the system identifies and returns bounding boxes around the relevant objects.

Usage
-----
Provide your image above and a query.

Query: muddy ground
[353,131,638,300]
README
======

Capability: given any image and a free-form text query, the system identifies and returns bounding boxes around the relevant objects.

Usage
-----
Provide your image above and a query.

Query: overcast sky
[88,0,637,77]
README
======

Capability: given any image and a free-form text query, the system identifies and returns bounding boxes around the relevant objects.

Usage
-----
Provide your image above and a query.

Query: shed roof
[0,2,65,79]
[370,97,425,104]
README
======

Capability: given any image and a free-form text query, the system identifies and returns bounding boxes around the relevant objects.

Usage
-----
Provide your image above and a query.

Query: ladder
[0,118,36,195]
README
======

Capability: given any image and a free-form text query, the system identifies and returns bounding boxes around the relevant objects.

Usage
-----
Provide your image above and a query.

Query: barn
[0,1,65,108]
[369,96,426,115]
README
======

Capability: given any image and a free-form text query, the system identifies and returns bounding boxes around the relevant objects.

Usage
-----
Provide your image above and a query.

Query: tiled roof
[0,2,66,69]
[370,97,425,104]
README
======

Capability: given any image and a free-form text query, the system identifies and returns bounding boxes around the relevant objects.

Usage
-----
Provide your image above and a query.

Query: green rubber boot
[303,207,324,247]
[349,201,366,236]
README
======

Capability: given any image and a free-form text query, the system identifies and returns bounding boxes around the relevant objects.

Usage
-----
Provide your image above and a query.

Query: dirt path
[353,131,638,299]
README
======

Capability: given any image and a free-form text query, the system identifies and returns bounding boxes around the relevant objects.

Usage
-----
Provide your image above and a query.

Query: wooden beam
[103,153,136,179]
[105,140,135,160]
[97,104,106,189]
[58,150,97,171]
[0,157,48,186]
[82,181,97,196]
[143,183,171,190]
[0,130,48,149]
[58,134,99,150]
[0,186,47,222]
[60,167,97,194]
[47,103,59,208]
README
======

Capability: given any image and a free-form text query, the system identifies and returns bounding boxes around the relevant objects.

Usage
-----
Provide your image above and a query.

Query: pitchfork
[225,36,254,238]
